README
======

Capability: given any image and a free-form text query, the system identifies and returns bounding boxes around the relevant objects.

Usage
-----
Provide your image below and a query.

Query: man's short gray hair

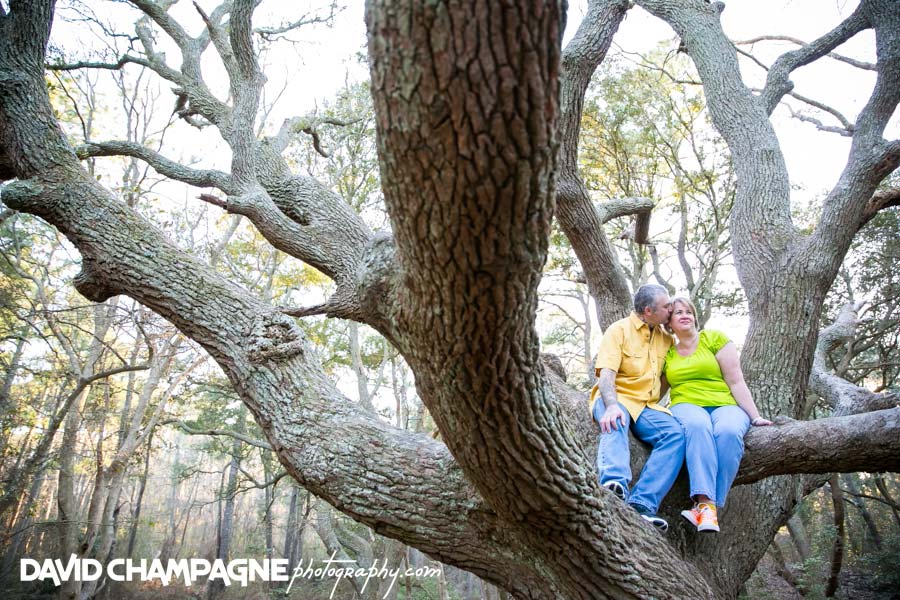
[633,284,669,314]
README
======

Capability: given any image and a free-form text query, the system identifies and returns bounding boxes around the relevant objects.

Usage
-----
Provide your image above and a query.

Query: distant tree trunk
[766,542,798,589]
[437,564,449,600]
[0,329,27,451]
[787,513,812,564]
[377,539,406,600]
[873,475,900,530]
[1,473,46,576]
[207,409,245,600]
[825,475,845,598]
[294,491,311,567]
[841,474,882,550]
[350,322,374,411]
[261,453,275,587]
[126,430,153,558]
[282,485,299,568]
[158,445,182,564]
[57,386,90,600]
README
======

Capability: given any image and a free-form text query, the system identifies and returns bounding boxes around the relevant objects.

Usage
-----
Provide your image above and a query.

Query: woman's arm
[659,374,670,405]
[716,342,773,426]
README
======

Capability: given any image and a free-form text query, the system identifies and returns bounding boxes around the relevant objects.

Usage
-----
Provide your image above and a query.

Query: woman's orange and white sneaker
[680,504,701,527]
[696,503,719,532]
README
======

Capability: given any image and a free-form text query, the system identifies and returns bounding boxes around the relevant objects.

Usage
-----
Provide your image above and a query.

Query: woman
[662,297,772,532]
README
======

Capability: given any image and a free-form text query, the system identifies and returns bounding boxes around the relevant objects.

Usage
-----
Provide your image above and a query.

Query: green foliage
[854,530,900,594]
[577,46,742,322]
[824,202,900,394]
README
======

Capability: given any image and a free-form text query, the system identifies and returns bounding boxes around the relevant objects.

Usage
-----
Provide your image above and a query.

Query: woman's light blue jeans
[671,403,750,507]
[593,401,685,514]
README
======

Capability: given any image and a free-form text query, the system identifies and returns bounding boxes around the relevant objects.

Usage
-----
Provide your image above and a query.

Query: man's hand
[599,404,627,433]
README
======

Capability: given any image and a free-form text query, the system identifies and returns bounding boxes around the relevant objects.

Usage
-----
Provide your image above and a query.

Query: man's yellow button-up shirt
[589,313,675,421]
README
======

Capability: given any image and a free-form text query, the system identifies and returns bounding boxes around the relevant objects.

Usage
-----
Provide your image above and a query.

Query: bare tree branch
[786,91,854,134]
[267,115,360,156]
[75,141,235,192]
[165,419,273,450]
[809,302,897,413]
[761,5,870,114]
[47,54,152,71]
[254,3,339,40]
[735,35,877,71]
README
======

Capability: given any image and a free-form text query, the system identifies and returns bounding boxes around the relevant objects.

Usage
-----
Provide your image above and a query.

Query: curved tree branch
[556,0,634,329]
[165,419,274,450]
[75,141,235,192]
[594,196,655,224]
[760,5,870,115]
[735,35,877,72]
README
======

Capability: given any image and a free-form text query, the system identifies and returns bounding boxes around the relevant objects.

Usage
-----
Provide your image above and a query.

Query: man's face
[643,294,672,327]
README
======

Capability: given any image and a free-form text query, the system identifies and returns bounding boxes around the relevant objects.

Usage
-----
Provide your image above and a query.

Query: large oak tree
[1,0,899,598]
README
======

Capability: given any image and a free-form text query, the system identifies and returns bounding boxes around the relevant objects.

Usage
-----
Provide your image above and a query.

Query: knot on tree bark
[540,353,567,381]
[354,232,398,328]
[73,260,117,303]
[0,178,44,210]
[245,311,307,363]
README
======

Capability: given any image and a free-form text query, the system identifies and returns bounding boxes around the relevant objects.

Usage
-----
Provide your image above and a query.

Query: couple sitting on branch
[590,284,772,533]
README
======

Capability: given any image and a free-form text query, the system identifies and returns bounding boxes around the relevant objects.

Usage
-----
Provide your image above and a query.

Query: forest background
[0,0,899,599]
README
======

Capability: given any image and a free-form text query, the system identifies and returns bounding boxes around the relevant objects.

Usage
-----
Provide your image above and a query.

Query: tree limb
[760,5,870,114]
[165,419,273,449]
[735,35,877,72]
[75,141,235,192]
[555,0,635,329]
[809,302,896,413]
[47,55,153,71]
[861,185,900,226]
[786,91,854,135]
[594,195,654,224]
[735,408,900,485]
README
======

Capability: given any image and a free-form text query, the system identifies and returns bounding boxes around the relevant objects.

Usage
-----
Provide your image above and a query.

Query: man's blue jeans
[671,403,750,507]
[594,401,685,514]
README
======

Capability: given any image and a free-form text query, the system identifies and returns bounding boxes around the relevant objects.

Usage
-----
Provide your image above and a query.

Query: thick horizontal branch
[735,408,900,485]
[862,186,900,225]
[594,195,655,224]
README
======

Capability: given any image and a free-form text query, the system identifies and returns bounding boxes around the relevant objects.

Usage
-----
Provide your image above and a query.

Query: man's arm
[597,368,627,433]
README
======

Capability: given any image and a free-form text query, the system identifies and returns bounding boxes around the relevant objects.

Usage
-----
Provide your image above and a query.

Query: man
[590,284,684,531]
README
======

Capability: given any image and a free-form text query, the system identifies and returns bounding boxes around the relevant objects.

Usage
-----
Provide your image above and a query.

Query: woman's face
[669,301,696,334]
